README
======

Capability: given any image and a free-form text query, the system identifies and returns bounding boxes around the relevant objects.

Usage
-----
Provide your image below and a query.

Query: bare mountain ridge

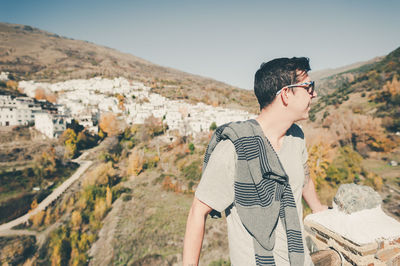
[310,56,383,81]
[1,22,396,114]
[0,22,257,112]
[310,56,384,96]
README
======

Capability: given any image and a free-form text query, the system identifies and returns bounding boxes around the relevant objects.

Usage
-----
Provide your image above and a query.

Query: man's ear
[280,87,289,106]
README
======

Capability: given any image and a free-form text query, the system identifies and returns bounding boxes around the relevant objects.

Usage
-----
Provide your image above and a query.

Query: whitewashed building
[35,113,66,138]
[0,95,40,126]
[0,72,9,81]
[18,76,256,137]
[77,114,98,134]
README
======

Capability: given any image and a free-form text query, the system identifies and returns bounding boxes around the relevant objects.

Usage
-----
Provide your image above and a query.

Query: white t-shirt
[195,124,313,266]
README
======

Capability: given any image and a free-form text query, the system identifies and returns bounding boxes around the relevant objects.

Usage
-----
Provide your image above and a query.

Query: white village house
[16,76,255,137]
[0,95,40,126]
[34,113,66,139]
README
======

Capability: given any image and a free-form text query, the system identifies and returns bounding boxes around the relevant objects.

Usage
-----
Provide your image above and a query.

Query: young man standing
[183,57,327,265]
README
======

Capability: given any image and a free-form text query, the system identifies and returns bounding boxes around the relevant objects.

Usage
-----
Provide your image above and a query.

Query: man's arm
[183,197,213,266]
[302,162,328,213]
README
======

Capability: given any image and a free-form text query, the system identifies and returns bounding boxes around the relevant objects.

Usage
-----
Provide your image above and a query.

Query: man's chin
[294,113,309,122]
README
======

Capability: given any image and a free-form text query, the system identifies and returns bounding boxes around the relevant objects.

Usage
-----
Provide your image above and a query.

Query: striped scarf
[203,119,304,265]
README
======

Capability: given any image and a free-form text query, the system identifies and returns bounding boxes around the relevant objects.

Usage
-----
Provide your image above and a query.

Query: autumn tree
[364,172,383,191]
[31,210,45,227]
[98,128,107,140]
[41,151,57,177]
[307,142,331,189]
[99,112,124,136]
[93,198,107,220]
[49,226,71,266]
[144,115,164,137]
[30,199,38,210]
[35,88,46,100]
[384,75,400,96]
[127,148,144,176]
[44,207,53,225]
[6,80,18,90]
[71,211,82,229]
[62,128,78,159]
[106,186,112,207]
[83,162,115,188]
[46,92,57,103]
[116,93,125,110]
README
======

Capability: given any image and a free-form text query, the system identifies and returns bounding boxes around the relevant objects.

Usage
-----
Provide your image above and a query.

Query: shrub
[93,198,108,220]
[183,160,202,181]
[122,194,132,201]
[323,146,363,185]
[188,143,195,154]
[71,211,82,229]
[363,172,383,191]
[111,186,132,201]
[31,210,45,227]
[127,148,144,176]
[83,162,116,187]
[209,122,217,131]
[209,259,231,266]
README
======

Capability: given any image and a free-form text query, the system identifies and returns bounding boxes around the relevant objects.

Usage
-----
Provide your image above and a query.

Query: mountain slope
[302,46,400,218]
[309,56,384,96]
[0,22,257,113]
[309,46,400,127]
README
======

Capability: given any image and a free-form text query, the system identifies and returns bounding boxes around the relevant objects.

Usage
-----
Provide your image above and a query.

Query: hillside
[301,46,400,220]
[308,46,400,133]
[0,22,258,113]
[309,56,383,96]
[1,22,400,265]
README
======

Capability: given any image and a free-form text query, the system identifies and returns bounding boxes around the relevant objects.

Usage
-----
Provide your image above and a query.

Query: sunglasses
[276,81,315,96]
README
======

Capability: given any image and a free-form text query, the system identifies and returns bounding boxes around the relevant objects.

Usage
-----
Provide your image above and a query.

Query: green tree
[209,122,217,131]
[325,146,362,184]
[188,143,195,154]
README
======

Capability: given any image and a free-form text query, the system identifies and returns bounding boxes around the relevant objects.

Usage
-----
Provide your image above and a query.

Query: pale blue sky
[1,0,400,89]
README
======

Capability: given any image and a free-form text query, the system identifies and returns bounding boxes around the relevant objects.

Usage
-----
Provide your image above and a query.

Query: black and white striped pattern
[255,254,275,265]
[287,230,305,253]
[203,119,304,265]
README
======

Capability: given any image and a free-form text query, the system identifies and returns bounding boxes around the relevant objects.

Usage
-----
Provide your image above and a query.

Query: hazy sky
[1,0,400,89]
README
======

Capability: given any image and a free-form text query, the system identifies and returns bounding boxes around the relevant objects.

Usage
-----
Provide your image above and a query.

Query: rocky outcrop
[333,183,382,214]
[305,184,400,265]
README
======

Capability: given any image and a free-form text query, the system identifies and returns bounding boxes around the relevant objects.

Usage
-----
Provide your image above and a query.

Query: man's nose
[311,90,317,98]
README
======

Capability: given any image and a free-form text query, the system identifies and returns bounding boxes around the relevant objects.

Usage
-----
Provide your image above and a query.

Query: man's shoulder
[219,119,257,133]
[214,139,236,154]
[286,123,305,140]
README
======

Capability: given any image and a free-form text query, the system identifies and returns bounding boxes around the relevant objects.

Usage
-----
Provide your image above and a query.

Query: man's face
[287,71,317,121]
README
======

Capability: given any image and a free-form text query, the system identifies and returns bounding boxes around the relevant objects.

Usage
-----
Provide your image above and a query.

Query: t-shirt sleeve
[195,140,236,213]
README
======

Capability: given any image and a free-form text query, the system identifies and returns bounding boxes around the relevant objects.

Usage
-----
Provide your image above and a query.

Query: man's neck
[255,106,293,147]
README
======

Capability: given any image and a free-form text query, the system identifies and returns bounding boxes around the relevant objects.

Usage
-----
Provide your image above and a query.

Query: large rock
[333,184,381,214]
